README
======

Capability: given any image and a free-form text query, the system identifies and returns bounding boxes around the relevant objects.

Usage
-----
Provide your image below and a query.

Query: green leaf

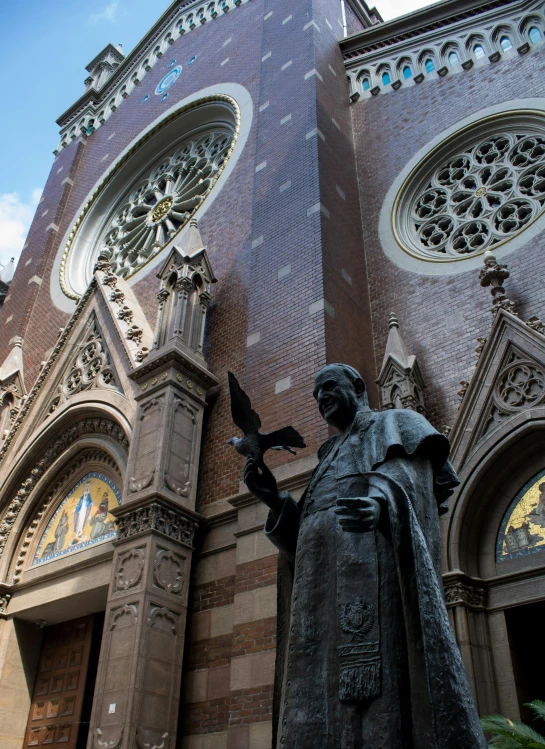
[481,714,545,748]
[526,701,545,724]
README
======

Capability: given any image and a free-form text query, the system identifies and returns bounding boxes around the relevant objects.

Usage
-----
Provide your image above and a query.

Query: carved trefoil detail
[45,314,121,417]
[96,726,124,749]
[153,548,185,595]
[477,345,545,442]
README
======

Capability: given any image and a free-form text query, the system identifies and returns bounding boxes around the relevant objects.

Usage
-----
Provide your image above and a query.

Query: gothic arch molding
[8,447,123,584]
[447,408,545,576]
[0,408,130,582]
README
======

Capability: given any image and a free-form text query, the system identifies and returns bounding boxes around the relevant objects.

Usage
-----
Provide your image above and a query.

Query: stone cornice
[345,0,383,28]
[341,0,520,61]
[54,0,251,151]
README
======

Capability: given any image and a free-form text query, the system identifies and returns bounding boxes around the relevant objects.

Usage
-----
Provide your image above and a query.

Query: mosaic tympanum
[34,472,121,565]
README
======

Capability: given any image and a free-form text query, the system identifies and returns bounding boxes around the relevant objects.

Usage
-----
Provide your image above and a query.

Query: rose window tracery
[99,129,233,279]
[57,95,242,303]
[396,127,545,260]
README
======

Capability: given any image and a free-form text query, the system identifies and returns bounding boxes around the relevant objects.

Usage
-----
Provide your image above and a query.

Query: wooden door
[23,615,94,749]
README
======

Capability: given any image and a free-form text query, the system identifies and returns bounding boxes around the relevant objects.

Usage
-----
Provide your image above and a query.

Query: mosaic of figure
[239,364,487,749]
[34,472,121,565]
[498,470,545,560]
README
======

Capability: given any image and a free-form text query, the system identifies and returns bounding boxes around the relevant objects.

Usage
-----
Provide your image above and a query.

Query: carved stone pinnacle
[479,251,516,316]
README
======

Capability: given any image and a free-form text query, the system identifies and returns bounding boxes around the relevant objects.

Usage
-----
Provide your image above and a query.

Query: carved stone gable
[44,314,122,418]
[450,309,545,468]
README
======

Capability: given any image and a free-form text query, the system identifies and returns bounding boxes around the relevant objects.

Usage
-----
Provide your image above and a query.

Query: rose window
[395,125,545,260]
[57,95,241,302]
[99,129,233,279]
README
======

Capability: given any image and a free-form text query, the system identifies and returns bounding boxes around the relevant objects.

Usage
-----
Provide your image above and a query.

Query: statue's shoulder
[360,408,449,468]
[370,408,433,435]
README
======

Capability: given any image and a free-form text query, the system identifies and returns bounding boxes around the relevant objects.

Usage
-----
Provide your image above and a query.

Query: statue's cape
[317,408,459,511]
[272,410,485,749]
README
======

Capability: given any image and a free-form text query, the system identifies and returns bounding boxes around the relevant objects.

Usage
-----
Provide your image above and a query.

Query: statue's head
[313,364,369,431]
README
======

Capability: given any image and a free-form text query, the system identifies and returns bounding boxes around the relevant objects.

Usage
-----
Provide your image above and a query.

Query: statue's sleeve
[368,454,442,574]
[264,493,301,561]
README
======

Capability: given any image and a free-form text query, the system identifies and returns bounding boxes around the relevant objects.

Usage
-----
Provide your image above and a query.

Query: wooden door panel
[23,616,94,749]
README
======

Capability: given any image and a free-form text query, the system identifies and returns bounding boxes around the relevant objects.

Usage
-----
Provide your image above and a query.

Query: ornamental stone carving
[444,581,486,608]
[153,548,185,595]
[115,501,197,547]
[114,547,146,592]
[135,728,169,749]
[61,125,234,300]
[46,316,120,416]
[109,603,138,630]
[480,348,545,436]
[395,122,545,260]
[96,727,124,749]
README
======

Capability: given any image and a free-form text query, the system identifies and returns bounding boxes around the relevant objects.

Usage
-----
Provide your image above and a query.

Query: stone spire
[152,219,216,357]
[376,313,426,413]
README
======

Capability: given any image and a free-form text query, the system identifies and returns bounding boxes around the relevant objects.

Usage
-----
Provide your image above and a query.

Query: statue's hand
[334,497,381,533]
[243,458,284,516]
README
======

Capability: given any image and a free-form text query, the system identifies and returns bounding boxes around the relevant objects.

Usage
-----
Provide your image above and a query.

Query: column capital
[112,496,200,549]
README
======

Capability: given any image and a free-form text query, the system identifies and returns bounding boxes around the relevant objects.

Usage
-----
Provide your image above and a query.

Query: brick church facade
[2,0,545,746]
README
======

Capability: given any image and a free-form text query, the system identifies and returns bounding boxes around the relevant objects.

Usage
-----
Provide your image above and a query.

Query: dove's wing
[228,372,262,434]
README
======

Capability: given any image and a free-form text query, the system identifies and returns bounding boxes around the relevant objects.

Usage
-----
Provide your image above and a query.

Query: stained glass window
[497,469,545,561]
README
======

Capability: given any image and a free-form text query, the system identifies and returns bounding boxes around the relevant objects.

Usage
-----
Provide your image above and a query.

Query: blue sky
[0,0,433,269]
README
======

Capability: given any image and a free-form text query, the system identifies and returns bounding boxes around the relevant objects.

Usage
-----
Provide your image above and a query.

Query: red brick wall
[351,49,545,431]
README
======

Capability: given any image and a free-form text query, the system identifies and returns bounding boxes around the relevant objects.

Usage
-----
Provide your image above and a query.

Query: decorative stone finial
[479,251,516,316]
[94,247,113,273]
[388,312,399,329]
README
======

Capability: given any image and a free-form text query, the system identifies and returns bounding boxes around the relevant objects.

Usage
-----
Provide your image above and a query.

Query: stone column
[88,233,218,749]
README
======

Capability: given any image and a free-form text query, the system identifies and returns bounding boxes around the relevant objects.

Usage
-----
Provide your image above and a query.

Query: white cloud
[377,0,437,22]
[88,1,119,24]
[0,189,42,269]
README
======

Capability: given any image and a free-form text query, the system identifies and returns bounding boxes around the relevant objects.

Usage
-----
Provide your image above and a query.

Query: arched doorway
[446,422,545,719]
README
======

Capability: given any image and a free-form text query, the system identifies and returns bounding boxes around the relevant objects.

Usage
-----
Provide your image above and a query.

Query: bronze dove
[226,372,305,464]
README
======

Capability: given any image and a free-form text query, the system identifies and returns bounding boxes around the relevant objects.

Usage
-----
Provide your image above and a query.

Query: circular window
[394,112,545,262]
[156,65,182,95]
[59,96,240,300]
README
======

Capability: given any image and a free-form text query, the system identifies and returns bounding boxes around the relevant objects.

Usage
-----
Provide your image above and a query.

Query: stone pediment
[0,267,153,464]
[450,309,545,469]
[42,313,123,420]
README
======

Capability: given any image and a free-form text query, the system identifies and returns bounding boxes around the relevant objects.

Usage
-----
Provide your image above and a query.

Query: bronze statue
[240,364,487,749]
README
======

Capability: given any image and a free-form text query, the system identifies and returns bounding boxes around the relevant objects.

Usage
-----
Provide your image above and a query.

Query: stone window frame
[379,99,545,276]
[50,84,253,313]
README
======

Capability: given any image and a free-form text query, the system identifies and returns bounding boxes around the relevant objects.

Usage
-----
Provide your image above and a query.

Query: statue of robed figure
[242,364,487,749]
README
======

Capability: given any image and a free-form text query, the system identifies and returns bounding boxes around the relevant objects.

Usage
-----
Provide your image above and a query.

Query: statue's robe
[265,409,487,749]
